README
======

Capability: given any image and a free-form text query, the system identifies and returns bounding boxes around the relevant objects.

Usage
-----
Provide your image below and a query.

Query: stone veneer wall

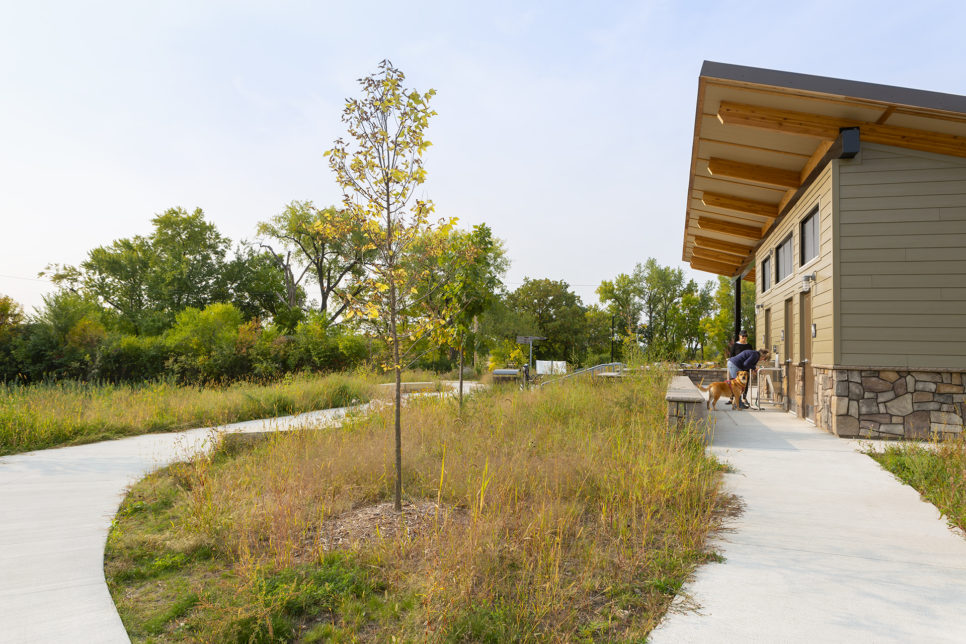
[814,367,966,439]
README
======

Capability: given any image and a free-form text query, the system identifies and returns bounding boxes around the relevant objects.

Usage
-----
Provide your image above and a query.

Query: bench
[665,375,708,430]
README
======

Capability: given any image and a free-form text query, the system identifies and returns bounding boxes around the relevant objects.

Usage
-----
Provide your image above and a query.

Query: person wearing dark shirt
[729,349,767,373]
[728,331,753,407]
[727,348,770,408]
[730,331,752,358]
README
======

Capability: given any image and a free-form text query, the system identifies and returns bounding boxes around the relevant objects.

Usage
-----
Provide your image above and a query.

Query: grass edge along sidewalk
[106,372,730,642]
[0,373,376,456]
[869,436,966,534]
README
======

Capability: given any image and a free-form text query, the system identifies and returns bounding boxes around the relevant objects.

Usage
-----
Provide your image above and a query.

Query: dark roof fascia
[700,61,966,116]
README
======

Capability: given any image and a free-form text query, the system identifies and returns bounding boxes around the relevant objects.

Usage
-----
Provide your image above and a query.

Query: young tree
[326,60,446,512]
[419,224,506,407]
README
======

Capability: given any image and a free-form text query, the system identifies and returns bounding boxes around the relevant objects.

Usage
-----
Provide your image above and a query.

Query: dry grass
[870,435,966,532]
[0,373,375,455]
[106,371,727,642]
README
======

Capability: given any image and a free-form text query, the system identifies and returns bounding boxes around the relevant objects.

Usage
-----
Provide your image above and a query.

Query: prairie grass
[870,435,966,532]
[106,370,727,641]
[0,373,375,455]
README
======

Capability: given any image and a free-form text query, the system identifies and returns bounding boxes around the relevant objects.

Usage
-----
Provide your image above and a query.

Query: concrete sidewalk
[650,406,966,643]
[0,405,363,643]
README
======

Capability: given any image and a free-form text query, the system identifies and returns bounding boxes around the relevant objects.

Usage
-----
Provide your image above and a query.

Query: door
[784,298,794,405]
[764,309,771,355]
[800,290,814,420]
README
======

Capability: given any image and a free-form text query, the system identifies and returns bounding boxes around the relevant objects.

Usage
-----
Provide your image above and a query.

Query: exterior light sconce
[801,272,817,292]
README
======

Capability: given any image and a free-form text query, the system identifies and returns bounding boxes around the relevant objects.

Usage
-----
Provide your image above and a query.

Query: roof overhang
[683,61,966,281]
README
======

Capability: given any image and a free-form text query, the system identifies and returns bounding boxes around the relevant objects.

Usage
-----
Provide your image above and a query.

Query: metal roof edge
[699,60,966,115]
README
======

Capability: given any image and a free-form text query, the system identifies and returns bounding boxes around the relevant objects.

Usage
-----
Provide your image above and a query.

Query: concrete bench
[666,375,708,430]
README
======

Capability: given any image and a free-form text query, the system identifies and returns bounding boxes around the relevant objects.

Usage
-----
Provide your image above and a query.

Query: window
[776,235,793,283]
[760,255,772,292]
[801,207,819,265]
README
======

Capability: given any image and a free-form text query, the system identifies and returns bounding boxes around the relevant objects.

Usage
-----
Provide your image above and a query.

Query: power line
[0,273,53,283]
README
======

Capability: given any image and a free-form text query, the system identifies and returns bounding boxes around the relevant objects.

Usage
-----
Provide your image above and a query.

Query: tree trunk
[472,316,478,369]
[458,343,464,411]
[390,280,402,512]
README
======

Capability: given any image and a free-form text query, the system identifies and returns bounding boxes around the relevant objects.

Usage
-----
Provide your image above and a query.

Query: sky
[3,0,966,313]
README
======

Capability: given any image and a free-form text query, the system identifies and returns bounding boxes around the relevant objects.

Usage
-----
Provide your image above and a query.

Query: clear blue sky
[3,1,965,312]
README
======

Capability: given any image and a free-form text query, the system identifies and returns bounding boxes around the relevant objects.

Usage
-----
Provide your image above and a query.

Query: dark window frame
[760,255,772,292]
[800,206,820,266]
[775,234,794,283]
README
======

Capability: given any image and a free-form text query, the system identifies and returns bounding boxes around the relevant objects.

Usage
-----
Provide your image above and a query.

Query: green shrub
[92,334,170,382]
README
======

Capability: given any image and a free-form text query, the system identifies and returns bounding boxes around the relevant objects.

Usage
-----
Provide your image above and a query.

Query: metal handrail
[536,362,626,388]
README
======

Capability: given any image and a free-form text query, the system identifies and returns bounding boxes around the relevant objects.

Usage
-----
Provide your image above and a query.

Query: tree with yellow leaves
[326,60,454,511]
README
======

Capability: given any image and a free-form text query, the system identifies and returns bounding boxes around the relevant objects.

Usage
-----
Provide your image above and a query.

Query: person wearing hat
[728,331,753,408]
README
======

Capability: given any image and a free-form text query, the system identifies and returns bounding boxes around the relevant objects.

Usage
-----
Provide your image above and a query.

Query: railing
[536,362,626,388]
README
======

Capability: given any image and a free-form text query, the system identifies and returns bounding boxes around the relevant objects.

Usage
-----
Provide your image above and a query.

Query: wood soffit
[681,61,966,280]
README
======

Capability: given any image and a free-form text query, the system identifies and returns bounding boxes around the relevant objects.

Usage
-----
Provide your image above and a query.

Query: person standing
[728,331,753,408]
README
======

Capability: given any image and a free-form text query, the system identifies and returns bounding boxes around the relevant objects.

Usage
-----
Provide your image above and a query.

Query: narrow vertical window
[801,207,819,265]
[760,256,772,292]
[776,235,793,282]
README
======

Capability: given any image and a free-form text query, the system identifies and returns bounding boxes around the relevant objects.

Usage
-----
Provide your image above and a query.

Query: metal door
[800,290,814,420]
[784,298,794,405]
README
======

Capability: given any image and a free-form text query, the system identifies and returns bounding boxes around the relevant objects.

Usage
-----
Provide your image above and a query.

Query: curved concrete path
[0,405,365,643]
[651,406,966,643]
[0,381,479,643]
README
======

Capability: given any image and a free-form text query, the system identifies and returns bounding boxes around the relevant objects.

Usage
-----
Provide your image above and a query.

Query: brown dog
[697,371,748,410]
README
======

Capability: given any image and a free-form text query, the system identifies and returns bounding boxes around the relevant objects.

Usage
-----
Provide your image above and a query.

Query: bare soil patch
[314,501,466,552]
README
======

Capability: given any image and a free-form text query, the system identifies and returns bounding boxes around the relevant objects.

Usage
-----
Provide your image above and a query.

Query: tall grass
[0,373,375,455]
[106,371,726,641]
[870,436,966,532]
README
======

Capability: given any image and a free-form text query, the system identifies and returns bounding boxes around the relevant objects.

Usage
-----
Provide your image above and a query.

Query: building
[681,61,966,439]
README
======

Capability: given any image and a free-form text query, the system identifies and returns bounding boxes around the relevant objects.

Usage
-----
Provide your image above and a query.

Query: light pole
[610,315,615,363]
[516,335,547,383]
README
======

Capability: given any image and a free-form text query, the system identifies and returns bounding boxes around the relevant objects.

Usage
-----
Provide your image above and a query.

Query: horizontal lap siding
[838,143,966,369]
[755,165,834,365]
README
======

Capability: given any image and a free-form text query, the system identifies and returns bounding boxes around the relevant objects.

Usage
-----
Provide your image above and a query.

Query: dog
[697,371,748,410]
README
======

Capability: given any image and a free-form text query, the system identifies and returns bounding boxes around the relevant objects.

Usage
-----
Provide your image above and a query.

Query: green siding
[837,143,966,368]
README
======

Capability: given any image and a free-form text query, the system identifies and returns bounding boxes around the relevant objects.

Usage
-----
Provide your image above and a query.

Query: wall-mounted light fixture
[801,272,817,292]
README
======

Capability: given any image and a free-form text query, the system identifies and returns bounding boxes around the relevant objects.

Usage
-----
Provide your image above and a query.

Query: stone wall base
[678,368,727,387]
[815,367,965,439]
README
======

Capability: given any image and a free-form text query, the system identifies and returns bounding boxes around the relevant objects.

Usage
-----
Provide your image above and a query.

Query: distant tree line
[0,208,753,384]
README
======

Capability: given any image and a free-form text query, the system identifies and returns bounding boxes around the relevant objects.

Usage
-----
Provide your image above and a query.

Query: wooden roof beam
[706,157,800,189]
[701,192,779,219]
[696,217,763,240]
[717,101,840,139]
[693,235,755,256]
[692,246,748,264]
[718,101,966,159]
[691,257,742,276]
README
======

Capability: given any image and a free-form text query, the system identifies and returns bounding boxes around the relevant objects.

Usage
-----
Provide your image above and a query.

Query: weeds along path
[0,383,473,644]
